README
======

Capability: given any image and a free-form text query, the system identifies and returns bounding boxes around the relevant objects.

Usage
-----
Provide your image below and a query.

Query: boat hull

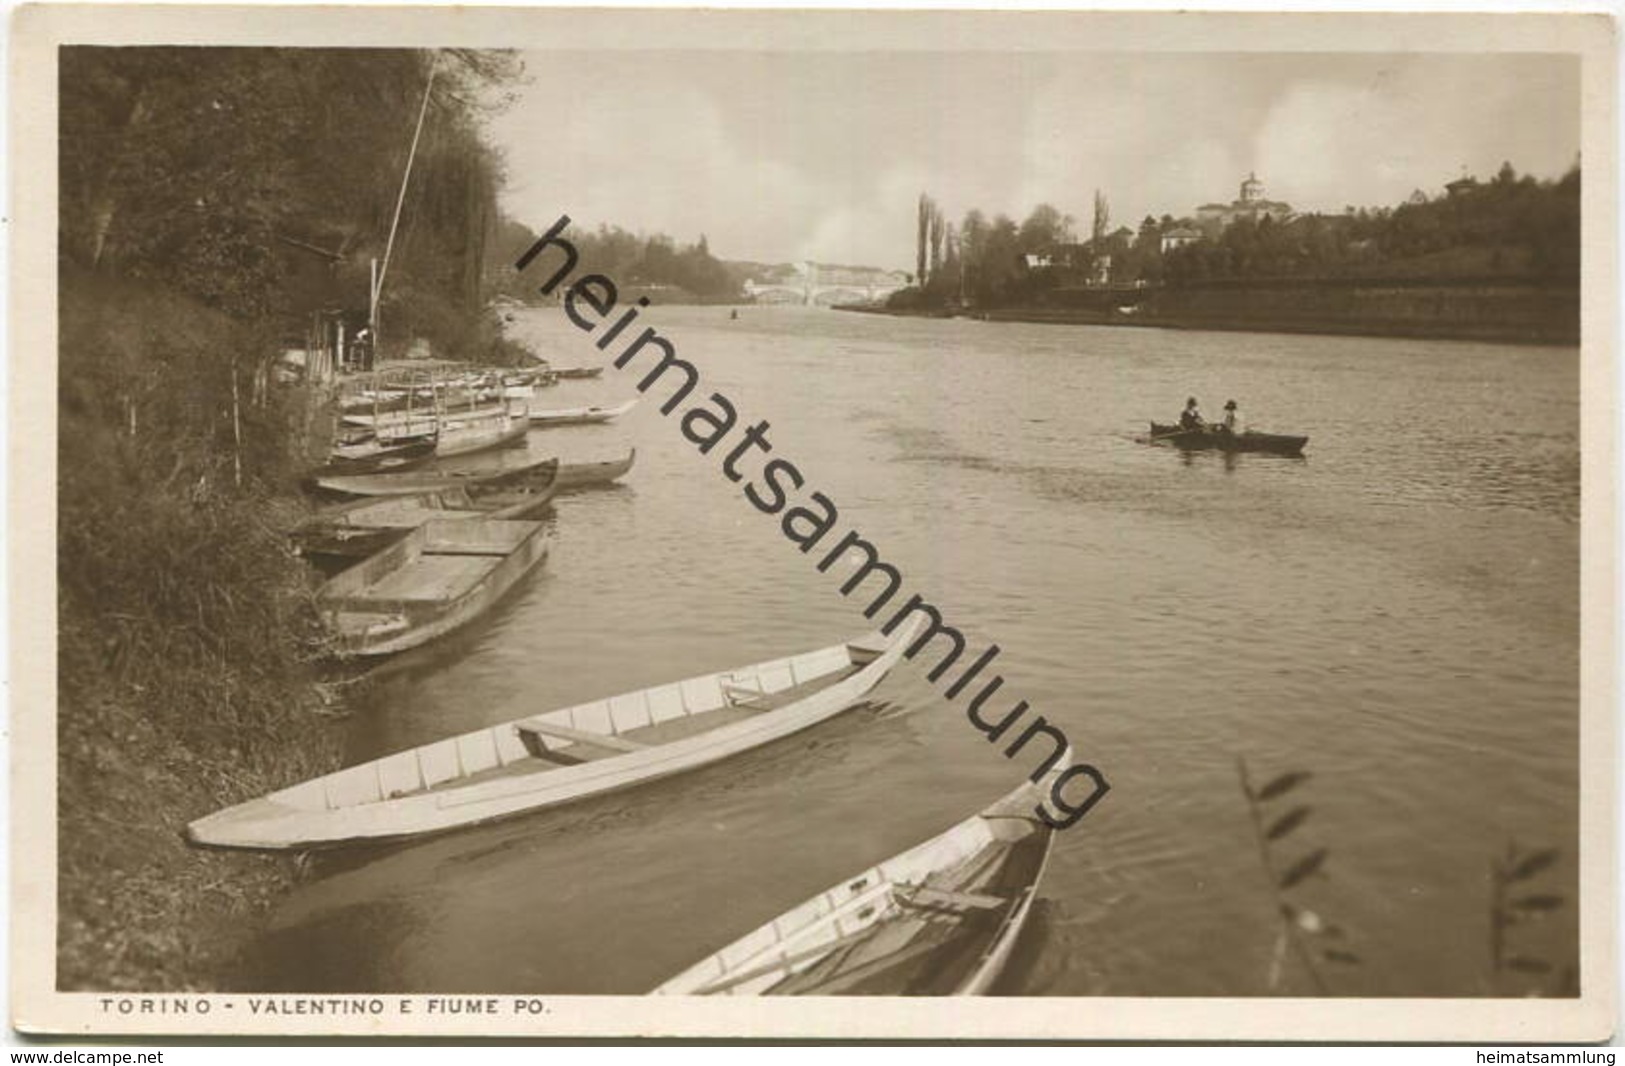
[529,397,638,427]
[317,518,550,658]
[292,461,562,561]
[433,411,529,458]
[553,448,636,490]
[653,759,1062,996]
[307,438,438,481]
[1148,422,1308,455]
[185,618,921,850]
[312,456,558,497]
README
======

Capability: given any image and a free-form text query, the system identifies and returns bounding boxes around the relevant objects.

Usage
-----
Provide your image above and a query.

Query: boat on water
[1147,422,1308,456]
[313,452,629,497]
[551,366,604,380]
[312,455,557,497]
[554,448,636,490]
[314,517,551,658]
[307,437,439,481]
[185,617,923,850]
[434,400,530,458]
[653,757,1062,996]
[529,397,639,427]
[292,460,562,560]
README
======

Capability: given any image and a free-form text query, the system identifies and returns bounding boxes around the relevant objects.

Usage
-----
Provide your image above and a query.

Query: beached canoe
[313,517,550,659]
[311,455,558,497]
[292,460,562,560]
[185,617,923,850]
[653,757,1061,996]
[1148,422,1308,456]
[529,397,639,427]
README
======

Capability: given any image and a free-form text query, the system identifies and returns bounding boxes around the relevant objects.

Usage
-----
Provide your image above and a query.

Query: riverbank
[841,277,1579,346]
[57,269,347,990]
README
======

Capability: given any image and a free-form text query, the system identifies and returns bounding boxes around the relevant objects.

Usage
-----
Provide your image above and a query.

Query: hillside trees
[61,47,520,345]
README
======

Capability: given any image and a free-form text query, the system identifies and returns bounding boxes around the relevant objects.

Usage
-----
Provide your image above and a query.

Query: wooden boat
[306,438,438,481]
[312,455,558,497]
[434,401,530,458]
[312,517,550,658]
[339,407,441,433]
[551,366,605,380]
[554,448,636,490]
[653,758,1062,996]
[529,397,638,427]
[185,617,923,850]
[1148,422,1308,456]
[292,460,561,560]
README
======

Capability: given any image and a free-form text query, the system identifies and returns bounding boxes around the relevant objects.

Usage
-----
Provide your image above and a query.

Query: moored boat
[1147,422,1308,456]
[554,448,636,490]
[306,437,439,481]
[434,400,530,458]
[653,758,1062,996]
[529,397,638,427]
[292,460,562,560]
[313,517,551,658]
[551,366,605,380]
[312,455,559,498]
[185,617,923,850]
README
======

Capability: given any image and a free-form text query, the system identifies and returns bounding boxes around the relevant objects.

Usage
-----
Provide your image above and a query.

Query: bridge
[743,262,910,307]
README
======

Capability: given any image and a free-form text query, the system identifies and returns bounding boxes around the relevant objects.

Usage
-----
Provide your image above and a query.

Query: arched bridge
[744,262,909,307]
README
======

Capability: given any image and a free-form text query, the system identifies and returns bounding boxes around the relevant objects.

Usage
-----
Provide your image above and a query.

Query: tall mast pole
[374,49,442,354]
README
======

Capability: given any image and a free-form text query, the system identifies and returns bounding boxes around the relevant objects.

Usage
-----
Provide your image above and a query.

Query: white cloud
[490,50,1579,268]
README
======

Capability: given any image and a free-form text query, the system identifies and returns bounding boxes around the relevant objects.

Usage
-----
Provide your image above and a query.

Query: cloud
[491,50,1579,269]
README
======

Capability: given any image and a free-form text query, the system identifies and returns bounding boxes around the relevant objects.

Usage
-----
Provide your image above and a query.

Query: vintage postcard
[9,3,1616,1041]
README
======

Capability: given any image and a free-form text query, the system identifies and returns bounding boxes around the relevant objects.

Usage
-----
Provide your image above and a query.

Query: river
[242,306,1580,998]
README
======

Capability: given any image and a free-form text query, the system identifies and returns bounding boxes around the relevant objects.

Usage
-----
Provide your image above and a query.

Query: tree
[1017,203,1074,254]
[60,47,521,336]
[975,214,1022,304]
[929,207,946,280]
[916,193,931,285]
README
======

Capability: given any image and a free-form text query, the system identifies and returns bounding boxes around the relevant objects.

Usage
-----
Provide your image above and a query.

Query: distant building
[1196,172,1293,233]
[1160,227,1203,253]
[1407,189,1430,206]
[1444,176,1480,198]
[1024,243,1091,270]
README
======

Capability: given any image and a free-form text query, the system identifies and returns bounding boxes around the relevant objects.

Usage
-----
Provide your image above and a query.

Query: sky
[489,51,1580,271]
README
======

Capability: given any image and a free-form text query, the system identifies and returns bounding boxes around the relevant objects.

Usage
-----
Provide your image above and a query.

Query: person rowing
[1179,397,1205,431]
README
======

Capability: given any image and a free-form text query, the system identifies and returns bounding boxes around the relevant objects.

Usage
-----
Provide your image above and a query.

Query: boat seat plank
[896,886,1007,911]
[515,719,648,753]
[722,682,768,706]
[424,545,518,557]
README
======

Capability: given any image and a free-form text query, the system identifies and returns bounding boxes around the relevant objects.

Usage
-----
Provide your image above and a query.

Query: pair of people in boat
[1179,397,1239,434]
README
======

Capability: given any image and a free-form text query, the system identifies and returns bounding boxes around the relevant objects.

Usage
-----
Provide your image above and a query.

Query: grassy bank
[57,268,344,990]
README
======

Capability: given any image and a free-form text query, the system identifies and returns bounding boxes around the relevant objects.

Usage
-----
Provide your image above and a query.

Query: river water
[243,306,1579,998]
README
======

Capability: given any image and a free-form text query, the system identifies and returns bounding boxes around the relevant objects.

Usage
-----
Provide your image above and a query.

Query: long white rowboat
[186,617,923,850]
[653,757,1062,996]
[528,397,638,427]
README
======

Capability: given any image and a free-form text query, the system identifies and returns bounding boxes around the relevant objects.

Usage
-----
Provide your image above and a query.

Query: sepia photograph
[9,4,1616,1041]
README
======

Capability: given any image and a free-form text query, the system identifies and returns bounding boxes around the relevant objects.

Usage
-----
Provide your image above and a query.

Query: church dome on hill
[1196,172,1294,232]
